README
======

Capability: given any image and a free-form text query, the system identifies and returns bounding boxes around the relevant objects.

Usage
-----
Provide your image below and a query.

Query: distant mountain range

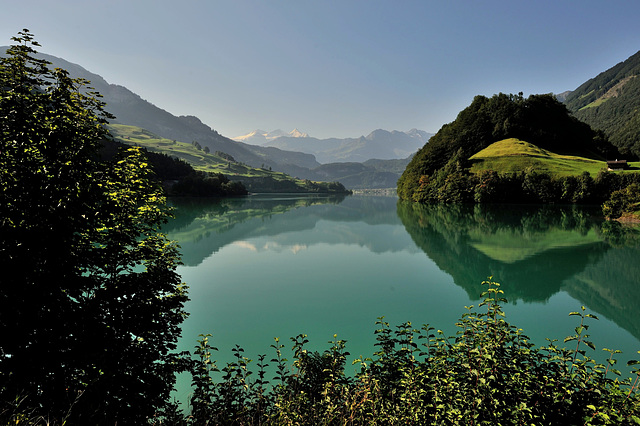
[234,128,433,164]
[1,47,430,189]
[0,48,319,171]
[233,129,310,143]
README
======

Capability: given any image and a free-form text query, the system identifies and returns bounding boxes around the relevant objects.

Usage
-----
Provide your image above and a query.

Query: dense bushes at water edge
[6,280,640,424]
[180,279,640,424]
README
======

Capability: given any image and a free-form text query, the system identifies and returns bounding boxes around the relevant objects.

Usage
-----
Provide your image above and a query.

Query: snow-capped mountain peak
[289,128,308,138]
[233,128,309,144]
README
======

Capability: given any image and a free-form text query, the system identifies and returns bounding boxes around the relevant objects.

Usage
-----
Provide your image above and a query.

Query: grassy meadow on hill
[469,138,638,176]
[108,124,274,177]
[107,124,351,194]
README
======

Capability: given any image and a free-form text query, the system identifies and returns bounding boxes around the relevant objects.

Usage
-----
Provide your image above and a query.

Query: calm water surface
[164,194,640,404]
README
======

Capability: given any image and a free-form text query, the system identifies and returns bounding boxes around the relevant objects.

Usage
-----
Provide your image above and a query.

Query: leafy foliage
[0,30,189,423]
[398,93,617,201]
[168,171,248,197]
[602,183,640,220]
[237,176,351,194]
[180,279,640,425]
[406,154,640,206]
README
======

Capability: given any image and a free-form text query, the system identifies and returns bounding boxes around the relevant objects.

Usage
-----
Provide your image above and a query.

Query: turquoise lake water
[164,194,640,407]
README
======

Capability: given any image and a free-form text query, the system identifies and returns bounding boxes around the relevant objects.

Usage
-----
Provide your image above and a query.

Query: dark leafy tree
[169,171,248,197]
[215,151,236,162]
[0,30,188,423]
[602,183,640,219]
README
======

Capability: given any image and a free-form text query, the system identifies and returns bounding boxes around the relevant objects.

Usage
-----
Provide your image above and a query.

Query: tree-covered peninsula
[396,92,636,207]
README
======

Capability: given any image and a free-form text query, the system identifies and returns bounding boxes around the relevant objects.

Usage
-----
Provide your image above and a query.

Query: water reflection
[164,194,414,266]
[167,195,640,406]
[397,201,640,340]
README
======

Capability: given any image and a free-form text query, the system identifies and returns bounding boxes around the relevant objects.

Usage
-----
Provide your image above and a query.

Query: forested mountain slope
[565,50,640,158]
[397,93,617,200]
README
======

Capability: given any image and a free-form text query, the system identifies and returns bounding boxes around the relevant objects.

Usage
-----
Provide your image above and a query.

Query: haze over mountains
[1,48,433,188]
[4,45,638,190]
[234,128,432,164]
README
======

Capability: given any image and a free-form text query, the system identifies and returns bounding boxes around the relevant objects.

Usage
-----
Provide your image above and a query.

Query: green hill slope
[565,50,640,158]
[469,138,610,176]
[109,124,263,176]
[108,124,349,193]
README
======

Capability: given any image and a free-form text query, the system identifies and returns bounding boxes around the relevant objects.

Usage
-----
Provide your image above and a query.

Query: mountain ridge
[0,48,322,172]
[0,47,427,189]
[233,128,309,143]
[237,128,432,164]
[564,49,640,158]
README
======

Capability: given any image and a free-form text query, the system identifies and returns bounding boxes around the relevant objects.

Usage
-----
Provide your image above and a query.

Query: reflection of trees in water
[163,194,414,269]
[564,241,640,341]
[598,220,640,248]
[164,194,347,234]
[399,201,640,341]
[162,195,348,265]
[397,202,607,302]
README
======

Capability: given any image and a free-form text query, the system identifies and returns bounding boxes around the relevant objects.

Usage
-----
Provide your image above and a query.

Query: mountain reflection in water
[398,202,640,341]
[166,195,640,405]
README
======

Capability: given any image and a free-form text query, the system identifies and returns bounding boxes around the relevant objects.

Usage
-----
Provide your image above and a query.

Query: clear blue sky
[2,1,640,139]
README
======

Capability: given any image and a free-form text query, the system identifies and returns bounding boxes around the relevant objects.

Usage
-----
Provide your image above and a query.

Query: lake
[164,194,640,406]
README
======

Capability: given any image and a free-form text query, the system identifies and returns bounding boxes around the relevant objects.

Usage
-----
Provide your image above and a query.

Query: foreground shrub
[182,279,640,425]
[1,31,189,424]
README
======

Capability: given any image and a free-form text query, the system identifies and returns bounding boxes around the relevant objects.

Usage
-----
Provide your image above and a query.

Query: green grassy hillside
[108,124,266,177]
[469,138,614,176]
[107,124,349,193]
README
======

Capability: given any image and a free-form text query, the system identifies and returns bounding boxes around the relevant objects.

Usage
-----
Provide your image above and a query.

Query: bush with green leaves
[182,279,640,425]
[602,183,640,219]
[1,30,189,424]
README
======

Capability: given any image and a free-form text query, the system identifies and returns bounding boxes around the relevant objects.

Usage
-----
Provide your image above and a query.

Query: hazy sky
[2,1,640,139]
